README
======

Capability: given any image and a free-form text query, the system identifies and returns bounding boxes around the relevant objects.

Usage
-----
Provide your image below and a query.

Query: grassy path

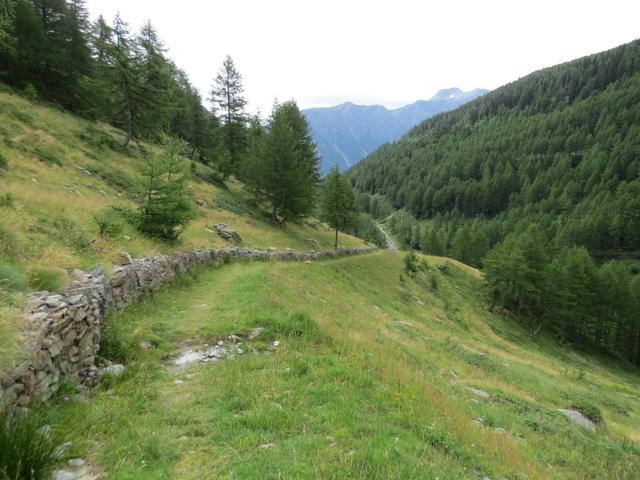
[42,253,640,479]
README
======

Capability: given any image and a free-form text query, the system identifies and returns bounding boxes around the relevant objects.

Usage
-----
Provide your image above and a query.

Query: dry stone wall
[0,245,375,416]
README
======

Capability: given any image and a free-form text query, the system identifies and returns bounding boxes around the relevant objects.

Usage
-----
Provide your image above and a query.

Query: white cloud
[85,0,640,114]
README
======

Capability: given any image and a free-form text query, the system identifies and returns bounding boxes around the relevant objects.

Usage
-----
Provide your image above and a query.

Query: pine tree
[9,0,45,88]
[109,14,139,146]
[210,55,247,174]
[136,20,174,137]
[321,166,358,248]
[421,227,445,256]
[484,224,548,315]
[60,0,92,111]
[138,135,195,241]
[0,0,16,67]
[244,100,319,224]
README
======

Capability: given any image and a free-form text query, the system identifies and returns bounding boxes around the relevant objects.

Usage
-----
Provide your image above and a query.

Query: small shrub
[0,193,14,208]
[260,312,324,343]
[78,125,119,150]
[0,152,7,169]
[438,262,450,274]
[403,252,420,275]
[100,312,139,363]
[0,225,18,260]
[22,83,38,101]
[87,164,139,196]
[569,400,603,424]
[28,267,65,292]
[0,262,28,292]
[52,218,92,252]
[110,205,140,226]
[215,195,253,216]
[429,273,439,291]
[34,147,63,166]
[0,414,59,480]
[94,209,124,238]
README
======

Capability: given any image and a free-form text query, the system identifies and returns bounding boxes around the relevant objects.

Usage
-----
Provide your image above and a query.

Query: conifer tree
[321,166,358,248]
[9,0,45,87]
[244,100,319,223]
[138,135,195,241]
[136,20,174,137]
[210,55,247,174]
[0,0,16,65]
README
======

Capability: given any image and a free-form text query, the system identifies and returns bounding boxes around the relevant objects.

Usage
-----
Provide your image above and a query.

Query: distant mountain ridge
[303,88,488,173]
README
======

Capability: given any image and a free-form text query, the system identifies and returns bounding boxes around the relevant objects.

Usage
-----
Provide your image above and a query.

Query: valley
[0,1,639,479]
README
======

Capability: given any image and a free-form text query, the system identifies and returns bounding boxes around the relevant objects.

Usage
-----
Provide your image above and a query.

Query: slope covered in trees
[0,0,221,162]
[349,40,640,365]
[350,40,640,258]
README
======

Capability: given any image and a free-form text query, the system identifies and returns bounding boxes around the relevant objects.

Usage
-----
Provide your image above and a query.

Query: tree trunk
[335,228,338,250]
[121,75,133,148]
[271,204,278,224]
[122,123,133,148]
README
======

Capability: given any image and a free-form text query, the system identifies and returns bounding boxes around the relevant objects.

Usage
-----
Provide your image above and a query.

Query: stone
[494,427,507,434]
[194,198,207,208]
[465,387,490,399]
[73,308,87,322]
[100,364,126,378]
[48,339,64,357]
[53,470,77,480]
[29,312,49,322]
[123,234,132,241]
[558,409,596,430]
[68,458,86,468]
[305,238,320,249]
[117,251,132,266]
[213,224,242,243]
[273,340,280,348]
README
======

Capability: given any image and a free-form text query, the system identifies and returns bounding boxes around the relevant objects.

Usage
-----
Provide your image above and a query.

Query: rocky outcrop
[0,245,375,416]
[213,224,242,243]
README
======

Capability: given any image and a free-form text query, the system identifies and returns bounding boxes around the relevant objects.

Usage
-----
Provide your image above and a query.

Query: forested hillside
[349,40,640,365]
[350,40,640,257]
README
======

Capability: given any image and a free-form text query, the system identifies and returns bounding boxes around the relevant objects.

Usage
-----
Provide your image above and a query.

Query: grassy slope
[41,251,640,479]
[0,89,364,373]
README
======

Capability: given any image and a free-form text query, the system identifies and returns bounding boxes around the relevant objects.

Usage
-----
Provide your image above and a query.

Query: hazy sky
[85,0,639,114]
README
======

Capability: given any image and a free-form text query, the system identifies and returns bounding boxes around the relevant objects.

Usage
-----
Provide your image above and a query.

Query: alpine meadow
[0,1,639,479]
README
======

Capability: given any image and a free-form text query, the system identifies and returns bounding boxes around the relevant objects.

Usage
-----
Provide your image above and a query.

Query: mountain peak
[429,88,465,102]
[303,88,486,173]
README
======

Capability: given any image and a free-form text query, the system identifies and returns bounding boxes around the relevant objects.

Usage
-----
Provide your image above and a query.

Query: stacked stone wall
[0,246,376,415]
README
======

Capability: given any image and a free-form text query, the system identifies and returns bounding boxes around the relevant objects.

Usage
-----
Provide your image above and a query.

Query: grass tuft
[0,414,59,480]
[0,262,27,293]
[28,267,65,292]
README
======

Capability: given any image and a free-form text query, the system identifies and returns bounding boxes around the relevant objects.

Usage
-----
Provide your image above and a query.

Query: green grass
[37,252,640,479]
[0,413,59,480]
[0,88,365,370]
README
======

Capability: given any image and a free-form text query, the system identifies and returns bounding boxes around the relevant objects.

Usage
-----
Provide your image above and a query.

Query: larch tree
[210,55,247,175]
[244,100,319,224]
[138,135,195,241]
[0,0,16,64]
[321,166,359,249]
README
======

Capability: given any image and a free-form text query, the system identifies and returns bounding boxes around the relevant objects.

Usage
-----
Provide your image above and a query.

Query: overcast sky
[85,0,639,115]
